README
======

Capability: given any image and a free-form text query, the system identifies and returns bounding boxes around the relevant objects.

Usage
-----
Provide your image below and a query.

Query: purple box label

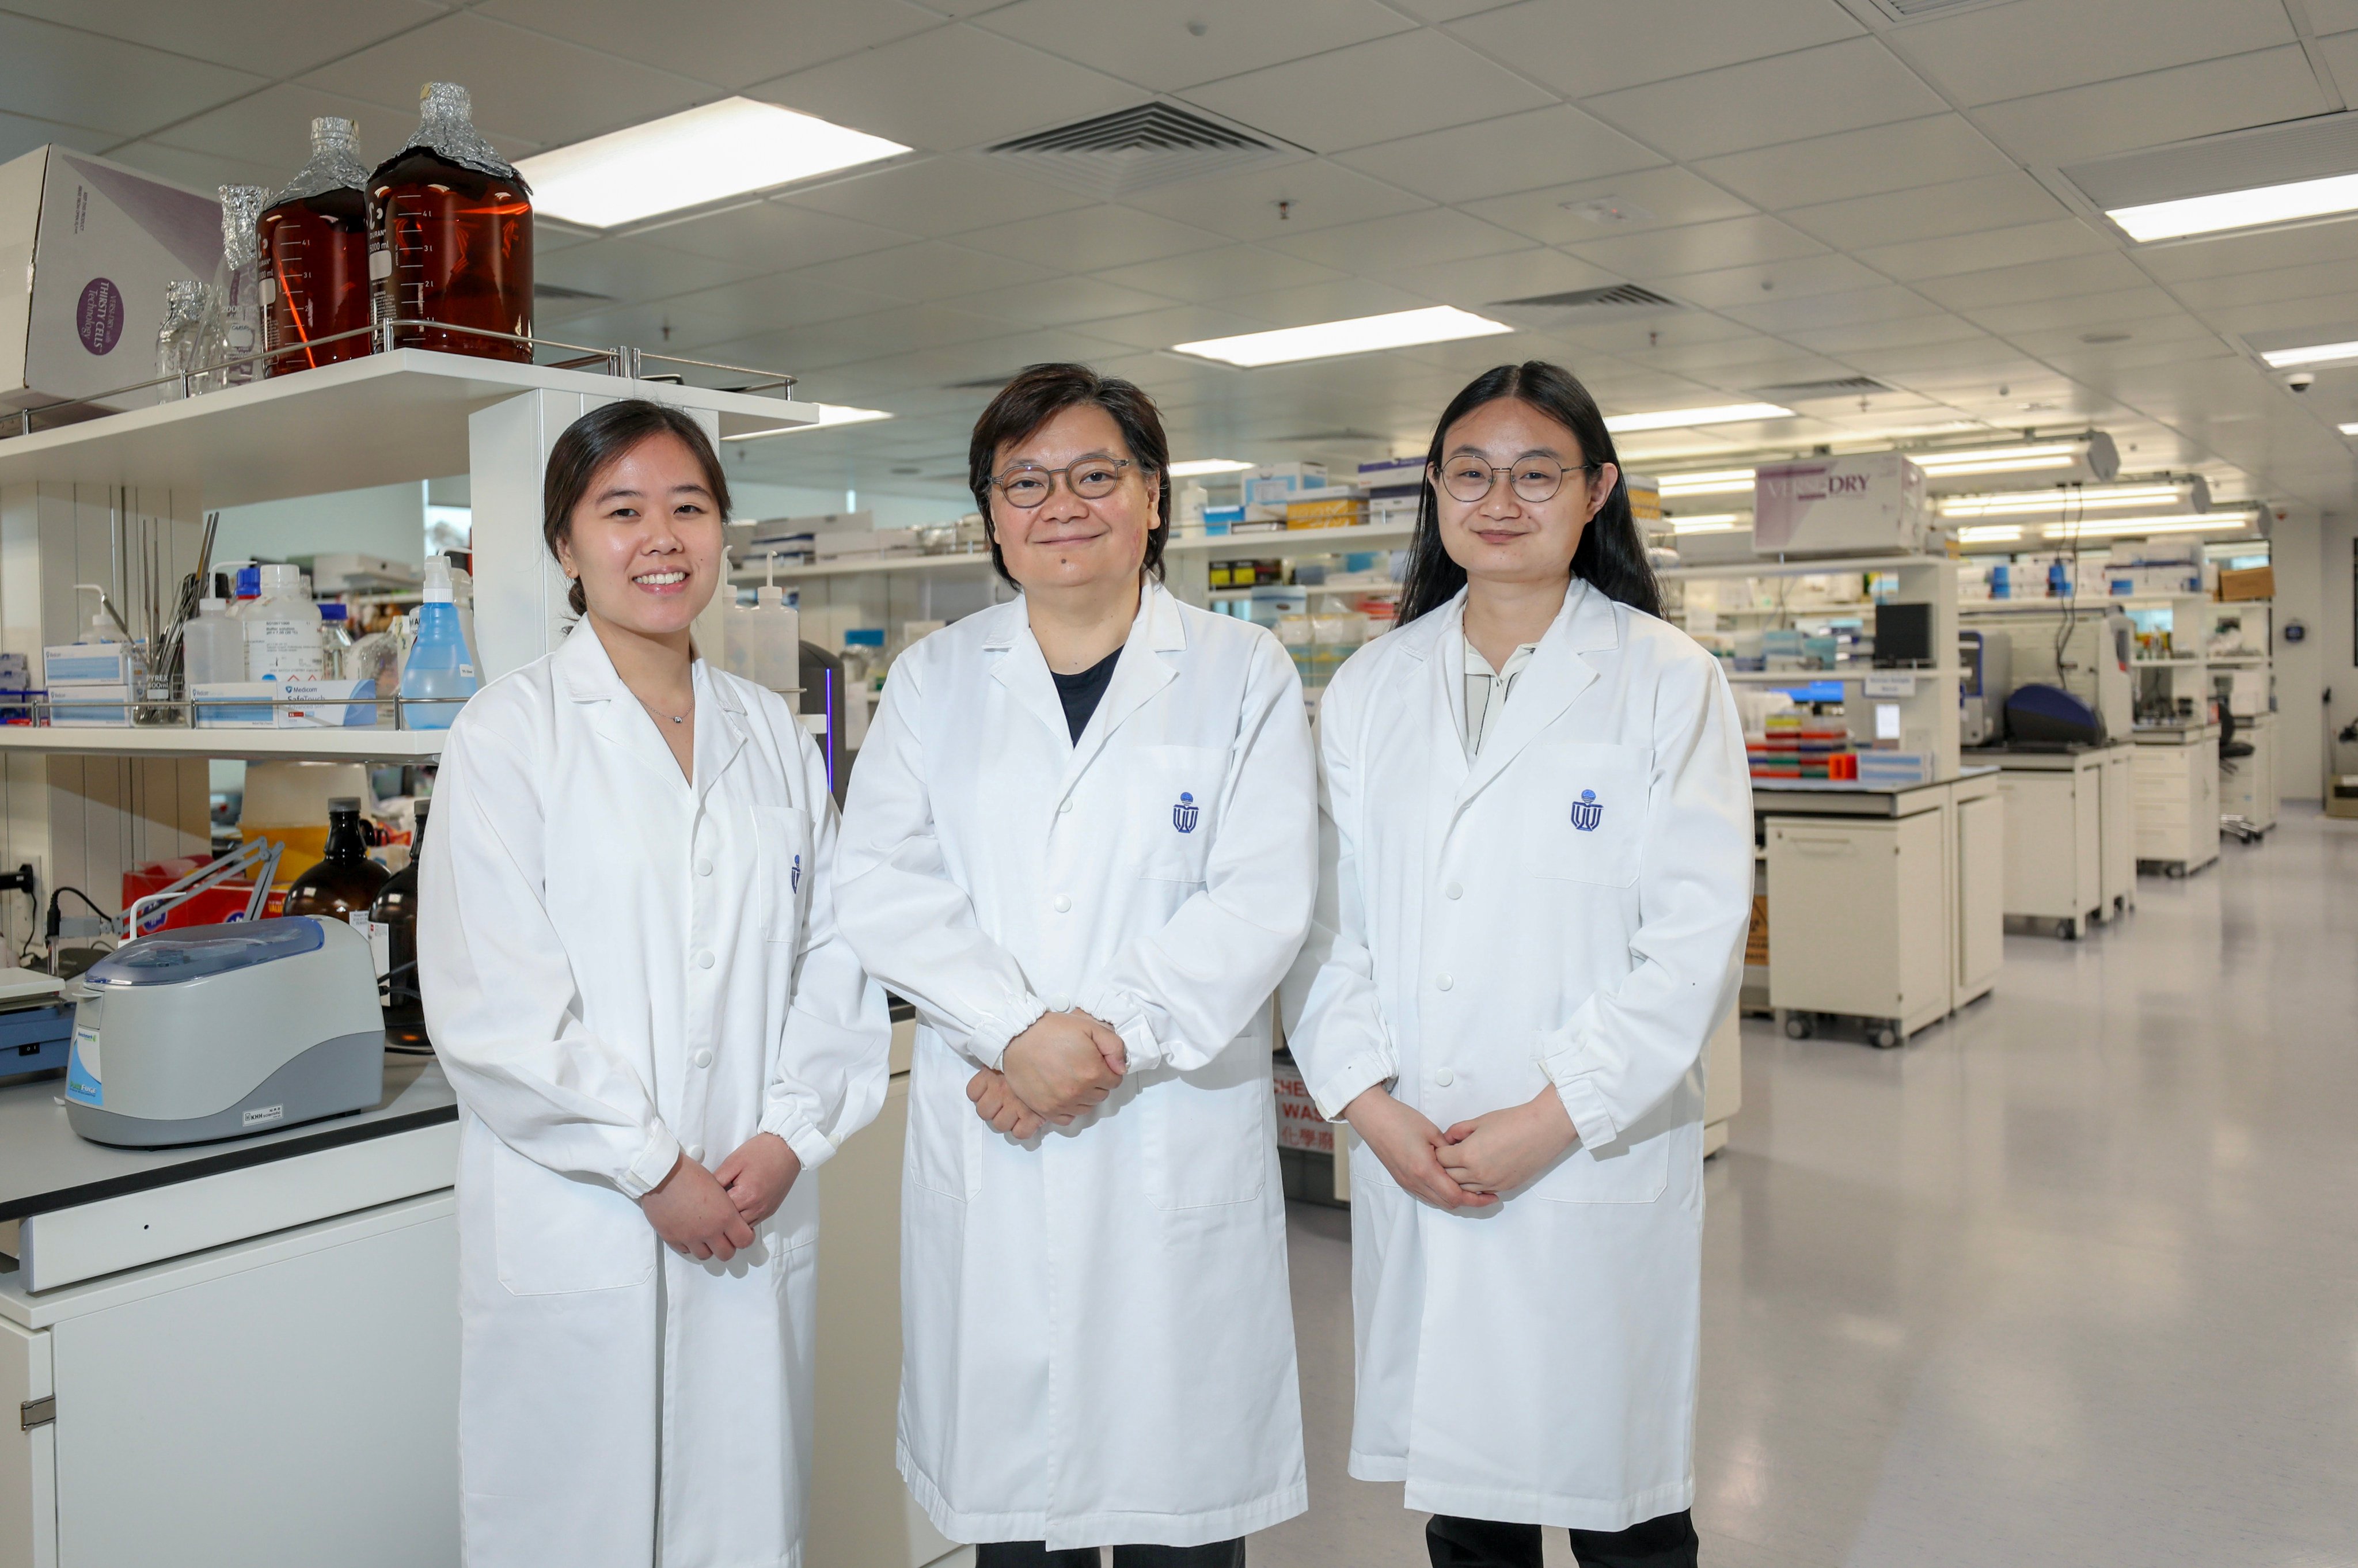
[77,278,125,355]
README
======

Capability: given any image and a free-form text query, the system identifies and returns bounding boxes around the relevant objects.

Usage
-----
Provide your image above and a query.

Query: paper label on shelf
[1863,673,1916,698]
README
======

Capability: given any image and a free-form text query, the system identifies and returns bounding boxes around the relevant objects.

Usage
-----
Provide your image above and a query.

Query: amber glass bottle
[284,797,390,919]
[371,800,427,1043]
[260,116,374,376]
[369,83,533,363]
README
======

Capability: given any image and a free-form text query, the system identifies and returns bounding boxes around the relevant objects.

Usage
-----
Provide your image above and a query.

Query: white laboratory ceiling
[11,0,2358,514]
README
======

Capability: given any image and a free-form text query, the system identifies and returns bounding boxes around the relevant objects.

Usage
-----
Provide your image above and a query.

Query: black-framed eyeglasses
[1433,455,1596,504]
[989,457,1136,510]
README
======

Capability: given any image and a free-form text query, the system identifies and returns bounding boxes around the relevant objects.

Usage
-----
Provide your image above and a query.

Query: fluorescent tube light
[1955,524,2025,544]
[1167,458,1255,476]
[1657,468,1757,496]
[1603,403,1793,434]
[1939,484,2187,518]
[2342,422,2358,436]
[2040,514,2251,540]
[1172,306,1512,367]
[519,97,909,229]
[1912,443,2081,476]
[1668,514,1743,534]
[720,404,894,441]
[2108,171,2358,243]
[2262,339,2358,369]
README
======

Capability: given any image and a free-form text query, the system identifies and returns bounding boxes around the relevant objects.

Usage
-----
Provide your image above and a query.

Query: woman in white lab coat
[1282,362,1753,1568]
[834,363,1317,1566]
[419,398,888,1568]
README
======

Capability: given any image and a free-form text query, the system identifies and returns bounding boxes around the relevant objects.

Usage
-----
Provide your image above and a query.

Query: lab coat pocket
[1523,742,1649,889]
[1133,743,1223,883]
[489,1137,658,1294]
[755,804,813,943]
[1143,1054,1271,1209]
[1527,1132,1668,1203]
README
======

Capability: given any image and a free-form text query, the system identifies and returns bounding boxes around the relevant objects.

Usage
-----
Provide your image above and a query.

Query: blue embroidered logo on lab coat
[791,853,802,892]
[1570,789,1603,832]
[1172,792,1199,834]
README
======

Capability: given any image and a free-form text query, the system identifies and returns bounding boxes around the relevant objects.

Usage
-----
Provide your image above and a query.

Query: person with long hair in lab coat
[418,398,888,1567]
[1281,362,1753,1568]
[834,362,1317,1566]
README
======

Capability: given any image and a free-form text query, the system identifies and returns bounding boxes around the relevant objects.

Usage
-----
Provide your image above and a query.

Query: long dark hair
[543,399,733,617]
[968,362,1169,587]
[1395,361,1661,625]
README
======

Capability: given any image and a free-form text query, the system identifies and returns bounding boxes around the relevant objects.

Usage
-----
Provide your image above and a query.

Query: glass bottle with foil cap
[196,184,268,392]
[260,116,374,376]
[154,280,206,400]
[369,82,533,362]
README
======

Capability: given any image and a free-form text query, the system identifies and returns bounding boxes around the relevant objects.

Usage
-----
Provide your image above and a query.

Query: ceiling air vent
[534,281,613,303]
[988,102,1301,199]
[1486,284,1680,329]
[943,372,1019,392]
[1751,376,1893,401]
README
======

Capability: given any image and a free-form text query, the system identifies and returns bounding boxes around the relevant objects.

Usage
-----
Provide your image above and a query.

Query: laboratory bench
[1963,741,2136,939]
[2131,724,2222,877]
[1755,770,2003,1047]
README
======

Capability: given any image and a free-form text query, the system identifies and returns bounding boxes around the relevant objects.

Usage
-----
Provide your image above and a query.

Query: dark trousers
[1428,1510,1699,1568]
[975,1538,1245,1568]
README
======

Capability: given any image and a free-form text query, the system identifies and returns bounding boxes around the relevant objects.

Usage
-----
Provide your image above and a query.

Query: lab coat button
[686,1143,705,1163]
[695,950,715,970]
[1053,894,1072,913]
[1436,972,1454,991]
[692,1049,713,1069]
[1445,882,1463,900]
[1433,1068,1455,1087]
[695,859,713,876]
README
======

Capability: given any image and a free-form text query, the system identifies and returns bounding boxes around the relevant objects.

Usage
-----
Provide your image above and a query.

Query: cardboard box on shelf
[1286,495,1366,529]
[1,145,223,415]
[2217,565,2273,601]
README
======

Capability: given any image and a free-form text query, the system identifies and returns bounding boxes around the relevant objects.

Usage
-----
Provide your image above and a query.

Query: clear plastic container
[370,83,533,363]
[318,602,354,679]
[155,280,206,400]
[743,586,800,694]
[400,559,480,728]
[261,117,374,377]
[183,597,248,725]
[244,563,325,681]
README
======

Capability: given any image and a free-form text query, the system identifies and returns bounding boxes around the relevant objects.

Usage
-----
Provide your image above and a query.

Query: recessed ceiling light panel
[720,404,894,441]
[1172,306,1512,367]
[1167,458,1254,476]
[520,97,908,230]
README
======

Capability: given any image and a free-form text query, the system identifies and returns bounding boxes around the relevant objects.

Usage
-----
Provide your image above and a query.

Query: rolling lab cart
[1973,740,2133,939]
[2132,724,2221,877]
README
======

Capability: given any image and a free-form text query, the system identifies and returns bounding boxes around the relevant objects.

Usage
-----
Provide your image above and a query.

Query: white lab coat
[419,625,888,1568]
[834,582,1316,1552]
[1281,581,1752,1531]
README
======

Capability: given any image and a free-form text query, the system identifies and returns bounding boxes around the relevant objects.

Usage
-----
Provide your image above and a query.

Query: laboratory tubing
[283,796,390,919]
[400,557,480,728]
[196,185,269,393]
[261,116,374,376]
[370,83,534,362]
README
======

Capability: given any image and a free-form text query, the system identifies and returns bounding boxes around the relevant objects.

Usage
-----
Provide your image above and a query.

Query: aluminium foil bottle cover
[369,82,534,363]
[261,116,375,376]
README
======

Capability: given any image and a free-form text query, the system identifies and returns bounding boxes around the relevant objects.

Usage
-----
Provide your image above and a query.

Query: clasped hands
[965,1009,1129,1140]
[638,1132,802,1262]
[1342,1082,1578,1210]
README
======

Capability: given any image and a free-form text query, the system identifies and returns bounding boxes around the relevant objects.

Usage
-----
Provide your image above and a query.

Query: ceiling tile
[477,0,944,93]
[1334,105,1662,203]
[1911,251,2151,311]
[1584,37,1949,162]
[632,199,914,269]
[1182,31,1555,155]
[795,240,1057,301]
[2132,221,2358,283]
[1968,47,2329,166]
[1121,159,1430,241]
[1563,214,1828,280]
[1077,304,1289,351]
[1365,249,1623,307]
[1781,312,1989,356]
[1260,208,1533,272]
[954,206,1227,271]
[302,13,716,150]
[750,23,1138,153]
[973,0,1416,92]
[1390,0,1522,17]
[1462,167,1757,247]
[1664,252,1892,308]
[1693,115,2013,211]
[102,140,284,198]
[1213,278,1445,326]
[0,13,268,143]
[2167,257,2358,312]
[1961,286,2189,335]
[1093,246,1350,303]
[130,84,426,177]
[1,0,447,80]
[944,275,1184,326]
[2310,0,2358,30]
[1446,0,1862,98]
[734,302,1019,371]
[0,109,111,168]
[1723,283,1943,334]
[1783,171,2070,252]
[533,237,769,305]
[1887,0,2297,108]
[780,155,1092,237]
[1853,217,2113,282]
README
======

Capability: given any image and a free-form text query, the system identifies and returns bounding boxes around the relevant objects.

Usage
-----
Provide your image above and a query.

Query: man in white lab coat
[836,363,1317,1566]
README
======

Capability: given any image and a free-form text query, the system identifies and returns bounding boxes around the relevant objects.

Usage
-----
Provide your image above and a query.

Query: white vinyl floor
[1251,804,2358,1567]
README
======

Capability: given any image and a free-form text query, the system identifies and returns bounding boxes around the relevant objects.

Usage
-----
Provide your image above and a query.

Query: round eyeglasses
[989,457,1135,510]
[1434,455,1592,504]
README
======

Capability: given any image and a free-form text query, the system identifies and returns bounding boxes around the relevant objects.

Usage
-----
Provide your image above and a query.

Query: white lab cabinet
[2219,711,2277,832]
[1951,777,2003,1004]
[2099,747,2137,916]
[1985,743,2128,938]
[1765,808,1950,1042]
[1702,1009,1741,1157]
[2132,728,2221,876]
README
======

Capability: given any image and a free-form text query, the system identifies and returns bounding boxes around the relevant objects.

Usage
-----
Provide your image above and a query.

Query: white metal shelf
[1165,522,1414,556]
[2209,654,2269,665]
[2132,658,2201,668]
[1719,666,1961,684]
[0,727,443,762]
[732,550,995,583]
[1659,555,1935,580]
[0,350,819,508]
